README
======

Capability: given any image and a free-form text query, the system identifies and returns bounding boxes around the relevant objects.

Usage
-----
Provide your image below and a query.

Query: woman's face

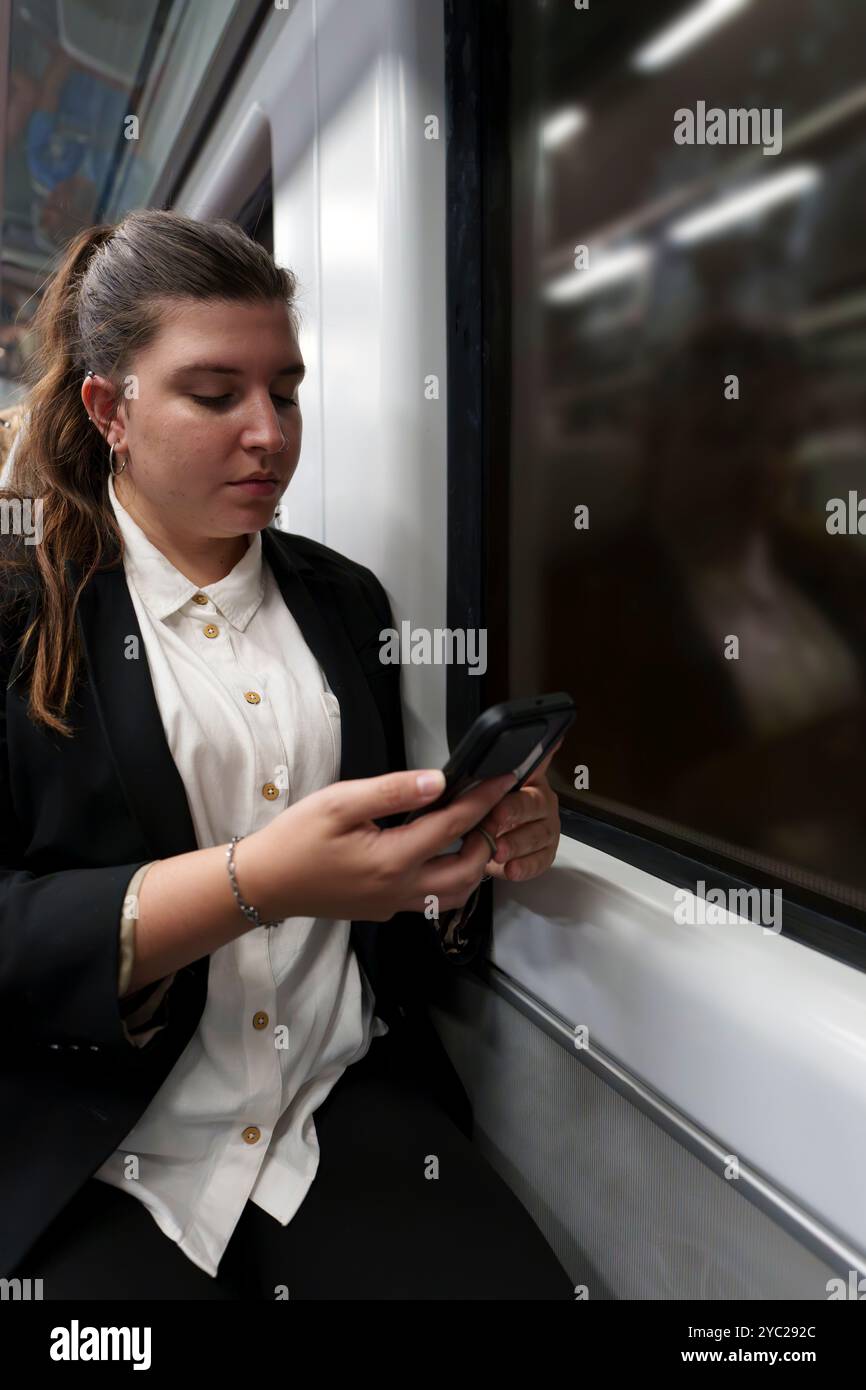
[83,297,304,550]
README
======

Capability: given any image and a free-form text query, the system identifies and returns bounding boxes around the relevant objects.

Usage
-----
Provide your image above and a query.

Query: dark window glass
[504,0,866,914]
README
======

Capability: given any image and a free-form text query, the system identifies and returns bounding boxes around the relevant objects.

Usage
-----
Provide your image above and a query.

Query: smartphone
[402,692,575,829]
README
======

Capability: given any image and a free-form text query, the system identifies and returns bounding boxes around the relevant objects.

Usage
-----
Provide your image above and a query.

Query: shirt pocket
[320,688,342,781]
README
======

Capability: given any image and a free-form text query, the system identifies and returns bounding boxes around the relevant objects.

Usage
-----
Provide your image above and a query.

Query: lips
[227,477,279,498]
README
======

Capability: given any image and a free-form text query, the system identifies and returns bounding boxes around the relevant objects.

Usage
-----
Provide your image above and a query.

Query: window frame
[443,0,866,973]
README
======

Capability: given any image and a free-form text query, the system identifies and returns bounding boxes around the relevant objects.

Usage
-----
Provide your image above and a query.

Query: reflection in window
[0,0,237,406]
[506,0,866,911]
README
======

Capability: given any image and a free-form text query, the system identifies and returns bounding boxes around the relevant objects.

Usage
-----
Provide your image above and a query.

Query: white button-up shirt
[94,473,389,1278]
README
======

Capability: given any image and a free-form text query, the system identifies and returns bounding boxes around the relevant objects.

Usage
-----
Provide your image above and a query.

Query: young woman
[0,209,569,1300]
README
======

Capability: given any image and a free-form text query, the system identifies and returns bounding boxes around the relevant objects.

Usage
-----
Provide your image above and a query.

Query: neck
[113,476,250,586]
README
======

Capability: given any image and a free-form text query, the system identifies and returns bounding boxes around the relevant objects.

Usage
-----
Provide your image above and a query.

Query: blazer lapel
[260,527,388,785]
[68,526,388,865]
[73,556,197,861]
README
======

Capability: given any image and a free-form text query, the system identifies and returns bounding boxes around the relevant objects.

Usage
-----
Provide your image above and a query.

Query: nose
[240,390,292,455]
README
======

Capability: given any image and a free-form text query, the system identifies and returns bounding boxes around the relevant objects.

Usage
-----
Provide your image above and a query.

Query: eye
[191,394,298,409]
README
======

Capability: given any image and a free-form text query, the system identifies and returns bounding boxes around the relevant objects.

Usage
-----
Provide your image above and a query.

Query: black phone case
[402,692,576,825]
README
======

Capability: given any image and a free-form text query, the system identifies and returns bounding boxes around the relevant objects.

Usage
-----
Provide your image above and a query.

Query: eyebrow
[169,361,306,380]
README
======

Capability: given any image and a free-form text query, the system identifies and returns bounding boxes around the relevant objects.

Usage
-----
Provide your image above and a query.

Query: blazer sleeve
[0,594,168,1065]
[0,843,160,1061]
[118,861,176,1050]
[355,565,491,968]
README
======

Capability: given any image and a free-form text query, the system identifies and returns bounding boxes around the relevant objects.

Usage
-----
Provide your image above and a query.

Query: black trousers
[13,1028,573,1300]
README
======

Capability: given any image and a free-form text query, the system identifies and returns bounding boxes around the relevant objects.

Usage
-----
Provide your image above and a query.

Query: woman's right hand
[235,769,517,924]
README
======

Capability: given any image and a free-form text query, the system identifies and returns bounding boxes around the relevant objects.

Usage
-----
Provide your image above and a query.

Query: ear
[82,373,123,445]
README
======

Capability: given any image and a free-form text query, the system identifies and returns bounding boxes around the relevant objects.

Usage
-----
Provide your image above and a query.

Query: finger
[394,771,517,863]
[415,825,498,903]
[327,767,449,829]
[501,846,556,883]
[491,819,556,865]
[457,825,500,877]
[480,786,548,840]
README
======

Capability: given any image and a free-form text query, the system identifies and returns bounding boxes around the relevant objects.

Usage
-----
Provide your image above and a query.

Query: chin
[221,497,276,528]
[224,489,279,506]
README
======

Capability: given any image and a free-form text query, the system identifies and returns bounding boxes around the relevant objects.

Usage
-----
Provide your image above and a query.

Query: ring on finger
[478,827,496,858]
[478,827,496,882]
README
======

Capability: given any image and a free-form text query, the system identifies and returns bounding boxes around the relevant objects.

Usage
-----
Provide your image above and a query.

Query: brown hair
[0,209,299,737]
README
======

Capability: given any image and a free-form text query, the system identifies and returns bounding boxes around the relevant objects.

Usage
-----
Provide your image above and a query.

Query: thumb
[329,767,447,828]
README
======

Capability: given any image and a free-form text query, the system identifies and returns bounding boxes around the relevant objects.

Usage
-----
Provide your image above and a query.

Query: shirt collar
[107,472,265,630]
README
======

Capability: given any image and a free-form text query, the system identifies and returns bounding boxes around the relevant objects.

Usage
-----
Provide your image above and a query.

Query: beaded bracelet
[226,833,283,930]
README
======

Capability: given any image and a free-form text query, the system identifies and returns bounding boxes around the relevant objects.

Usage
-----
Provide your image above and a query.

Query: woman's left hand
[476,739,563,883]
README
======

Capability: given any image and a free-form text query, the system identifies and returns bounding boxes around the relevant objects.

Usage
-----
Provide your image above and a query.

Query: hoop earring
[108,443,127,476]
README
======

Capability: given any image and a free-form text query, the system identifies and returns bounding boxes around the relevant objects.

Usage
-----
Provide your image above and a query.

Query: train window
[0,0,256,405]
[468,0,866,922]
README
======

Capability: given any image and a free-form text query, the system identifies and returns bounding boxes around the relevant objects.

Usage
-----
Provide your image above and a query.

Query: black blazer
[0,523,487,1274]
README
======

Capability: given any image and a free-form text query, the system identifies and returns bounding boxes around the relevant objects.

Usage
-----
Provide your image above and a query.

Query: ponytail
[1,225,121,737]
[0,210,298,737]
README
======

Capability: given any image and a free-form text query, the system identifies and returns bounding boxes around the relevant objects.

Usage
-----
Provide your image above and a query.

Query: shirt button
[253,1011,269,1030]
[243,1126,262,1144]
[203,624,219,638]
[192,593,208,605]
[261,783,279,800]
[245,691,262,705]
